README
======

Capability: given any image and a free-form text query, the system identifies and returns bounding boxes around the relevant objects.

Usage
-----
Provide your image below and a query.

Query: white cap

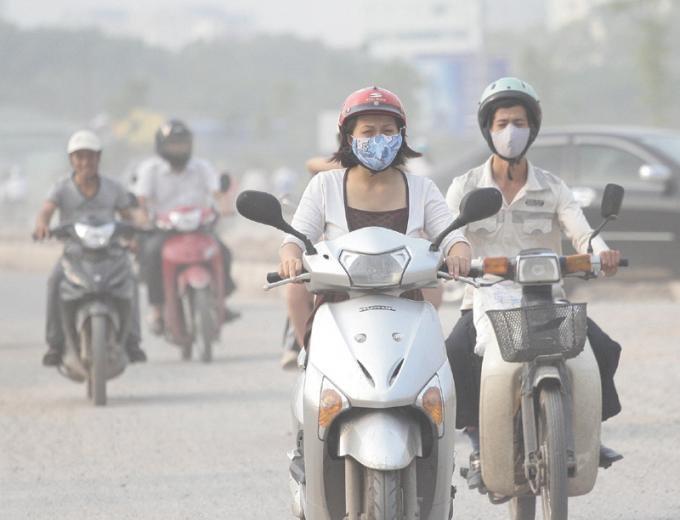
[67,130,102,154]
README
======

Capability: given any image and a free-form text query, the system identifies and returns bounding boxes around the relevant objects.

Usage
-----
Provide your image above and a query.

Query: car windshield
[641,135,680,165]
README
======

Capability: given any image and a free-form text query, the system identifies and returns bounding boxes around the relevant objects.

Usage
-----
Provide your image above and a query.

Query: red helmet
[338,86,407,129]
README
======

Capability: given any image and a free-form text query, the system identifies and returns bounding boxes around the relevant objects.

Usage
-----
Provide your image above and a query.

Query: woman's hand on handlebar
[600,249,621,277]
[279,243,304,280]
[445,241,472,279]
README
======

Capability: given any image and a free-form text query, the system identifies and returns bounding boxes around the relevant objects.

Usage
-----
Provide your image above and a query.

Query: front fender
[337,409,422,471]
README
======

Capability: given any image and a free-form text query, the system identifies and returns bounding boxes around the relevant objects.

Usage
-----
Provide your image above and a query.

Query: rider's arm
[556,181,620,275]
[33,200,57,240]
[556,180,608,254]
[305,157,340,176]
[424,178,470,276]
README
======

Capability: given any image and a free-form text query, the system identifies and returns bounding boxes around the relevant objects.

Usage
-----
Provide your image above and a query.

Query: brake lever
[264,273,311,291]
[437,273,501,288]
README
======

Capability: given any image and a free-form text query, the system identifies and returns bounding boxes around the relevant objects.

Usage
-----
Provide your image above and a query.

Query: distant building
[361,0,547,135]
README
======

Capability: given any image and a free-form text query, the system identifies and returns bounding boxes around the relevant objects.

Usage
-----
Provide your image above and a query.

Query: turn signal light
[483,257,510,276]
[421,387,443,426]
[564,254,592,274]
[318,388,343,429]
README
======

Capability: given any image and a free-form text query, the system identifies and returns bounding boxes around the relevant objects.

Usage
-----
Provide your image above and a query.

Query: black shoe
[223,307,241,323]
[599,444,623,469]
[465,451,485,492]
[42,346,62,367]
[126,342,147,363]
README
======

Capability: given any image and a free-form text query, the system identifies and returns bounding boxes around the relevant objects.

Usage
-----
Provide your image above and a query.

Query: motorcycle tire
[363,467,403,520]
[194,288,215,363]
[90,315,108,406]
[509,495,536,520]
[538,383,568,520]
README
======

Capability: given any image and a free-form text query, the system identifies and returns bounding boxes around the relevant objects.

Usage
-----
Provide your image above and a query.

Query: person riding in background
[33,130,147,366]
[134,119,239,334]
[280,86,472,350]
[444,77,624,490]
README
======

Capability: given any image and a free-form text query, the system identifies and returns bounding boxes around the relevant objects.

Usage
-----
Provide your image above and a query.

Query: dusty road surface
[1,269,679,519]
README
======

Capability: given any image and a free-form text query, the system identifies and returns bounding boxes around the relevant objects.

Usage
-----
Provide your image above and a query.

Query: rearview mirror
[601,183,624,219]
[458,187,503,225]
[430,187,502,251]
[236,190,286,228]
[639,164,671,183]
[236,190,317,254]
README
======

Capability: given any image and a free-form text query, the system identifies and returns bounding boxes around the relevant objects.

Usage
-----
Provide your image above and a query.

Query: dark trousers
[45,259,142,350]
[446,310,622,430]
[140,232,236,306]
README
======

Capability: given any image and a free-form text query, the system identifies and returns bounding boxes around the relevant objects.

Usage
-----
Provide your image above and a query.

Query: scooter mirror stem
[587,216,613,254]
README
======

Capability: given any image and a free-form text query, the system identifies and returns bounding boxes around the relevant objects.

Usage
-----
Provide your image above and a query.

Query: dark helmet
[477,77,542,158]
[155,119,193,169]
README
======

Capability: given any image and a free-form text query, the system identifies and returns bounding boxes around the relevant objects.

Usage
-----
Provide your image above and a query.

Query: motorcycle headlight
[339,247,411,288]
[517,254,561,284]
[416,375,444,438]
[168,209,202,231]
[74,222,115,249]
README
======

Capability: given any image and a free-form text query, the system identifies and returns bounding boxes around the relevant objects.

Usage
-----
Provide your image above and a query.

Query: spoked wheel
[538,383,568,520]
[194,288,216,363]
[89,315,108,406]
[363,467,403,520]
[509,495,536,520]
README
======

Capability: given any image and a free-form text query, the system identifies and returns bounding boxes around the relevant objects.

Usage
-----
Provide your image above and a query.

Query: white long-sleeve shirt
[282,168,468,254]
[446,157,608,310]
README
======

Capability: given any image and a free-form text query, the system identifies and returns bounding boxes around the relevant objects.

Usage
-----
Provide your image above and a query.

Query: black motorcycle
[51,219,137,406]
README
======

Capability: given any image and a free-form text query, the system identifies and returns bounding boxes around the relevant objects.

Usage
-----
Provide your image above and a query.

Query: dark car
[431,126,680,277]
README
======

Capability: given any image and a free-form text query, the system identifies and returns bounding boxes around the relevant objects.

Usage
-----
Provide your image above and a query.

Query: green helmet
[477,77,542,159]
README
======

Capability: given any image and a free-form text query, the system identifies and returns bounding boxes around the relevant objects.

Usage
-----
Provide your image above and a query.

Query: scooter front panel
[308,295,447,407]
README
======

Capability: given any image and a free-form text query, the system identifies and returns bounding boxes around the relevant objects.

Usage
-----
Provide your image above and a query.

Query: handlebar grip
[267,272,283,283]
[619,259,629,267]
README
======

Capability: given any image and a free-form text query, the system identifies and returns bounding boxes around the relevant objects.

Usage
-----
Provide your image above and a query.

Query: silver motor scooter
[237,188,502,520]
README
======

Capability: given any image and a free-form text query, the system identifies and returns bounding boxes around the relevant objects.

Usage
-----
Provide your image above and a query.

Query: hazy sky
[3,0,368,47]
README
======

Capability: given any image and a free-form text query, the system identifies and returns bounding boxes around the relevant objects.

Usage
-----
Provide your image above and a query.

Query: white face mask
[491,124,531,159]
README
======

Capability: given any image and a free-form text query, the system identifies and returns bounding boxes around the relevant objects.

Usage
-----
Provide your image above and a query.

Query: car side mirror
[601,183,624,219]
[430,187,502,251]
[236,190,317,254]
[219,173,232,193]
[639,164,671,183]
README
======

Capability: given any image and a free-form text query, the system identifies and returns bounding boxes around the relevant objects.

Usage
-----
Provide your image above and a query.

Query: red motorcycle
[157,206,225,362]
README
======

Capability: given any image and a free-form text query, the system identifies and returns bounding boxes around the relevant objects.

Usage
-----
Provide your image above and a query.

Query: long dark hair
[331,115,422,169]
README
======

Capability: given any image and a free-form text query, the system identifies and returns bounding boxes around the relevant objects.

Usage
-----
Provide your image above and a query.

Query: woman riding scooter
[281,86,470,352]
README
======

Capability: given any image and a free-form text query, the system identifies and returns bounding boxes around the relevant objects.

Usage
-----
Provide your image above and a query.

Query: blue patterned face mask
[351,133,403,172]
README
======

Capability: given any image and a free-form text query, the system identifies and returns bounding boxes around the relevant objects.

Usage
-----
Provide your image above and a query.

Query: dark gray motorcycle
[51,219,136,406]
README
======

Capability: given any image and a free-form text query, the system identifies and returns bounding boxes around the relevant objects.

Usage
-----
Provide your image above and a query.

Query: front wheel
[89,315,108,406]
[538,384,568,520]
[363,468,403,520]
[194,288,216,363]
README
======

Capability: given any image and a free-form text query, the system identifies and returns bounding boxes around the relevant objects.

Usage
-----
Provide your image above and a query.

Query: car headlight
[318,377,350,440]
[168,209,202,231]
[517,253,561,284]
[74,222,115,249]
[339,247,411,288]
[416,375,444,438]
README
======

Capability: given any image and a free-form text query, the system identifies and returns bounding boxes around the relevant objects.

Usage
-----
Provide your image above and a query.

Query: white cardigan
[282,168,467,254]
